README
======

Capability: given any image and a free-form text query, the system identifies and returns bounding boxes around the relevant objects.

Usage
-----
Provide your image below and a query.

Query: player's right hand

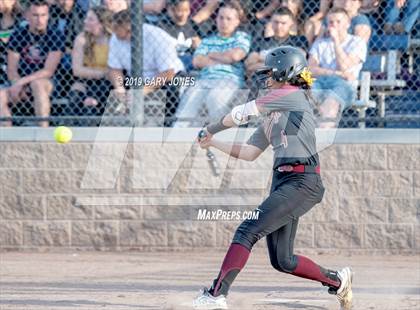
[197,129,213,149]
[198,137,213,149]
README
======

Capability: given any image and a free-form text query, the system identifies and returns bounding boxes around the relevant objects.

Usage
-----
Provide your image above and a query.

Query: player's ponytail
[288,68,320,113]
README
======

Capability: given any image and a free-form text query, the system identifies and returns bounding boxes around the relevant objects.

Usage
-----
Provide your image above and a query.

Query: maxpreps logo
[197,209,260,221]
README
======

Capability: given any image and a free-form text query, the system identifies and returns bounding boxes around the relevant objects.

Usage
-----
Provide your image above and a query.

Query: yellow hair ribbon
[300,67,315,86]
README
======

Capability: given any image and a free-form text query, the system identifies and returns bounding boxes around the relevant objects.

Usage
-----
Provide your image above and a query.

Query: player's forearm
[210,140,252,161]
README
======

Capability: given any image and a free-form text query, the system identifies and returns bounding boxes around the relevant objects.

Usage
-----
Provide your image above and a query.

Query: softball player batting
[193,46,353,310]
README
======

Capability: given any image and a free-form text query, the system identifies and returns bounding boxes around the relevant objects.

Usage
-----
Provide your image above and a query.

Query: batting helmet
[255,46,308,88]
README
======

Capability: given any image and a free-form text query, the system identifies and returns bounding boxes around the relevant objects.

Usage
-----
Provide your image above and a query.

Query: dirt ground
[0,251,419,310]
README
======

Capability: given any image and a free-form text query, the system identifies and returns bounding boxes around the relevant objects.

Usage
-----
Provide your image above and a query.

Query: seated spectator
[384,0,419,34]
[102,0,129,13]
[49,0,86,98]
[260,0,305,37]
[0,0,24,89]
[174,0,251,127]
[49,0,86,51]
[107,9,184,114]
[0,0,64,127]
[245,7,309,77]
[305,0,372,44]
[158,0,201,71]
[309,8,367,128]
[69,6,112,125]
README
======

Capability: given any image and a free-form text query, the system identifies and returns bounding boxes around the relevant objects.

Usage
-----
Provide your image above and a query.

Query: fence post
[131,0,144,126]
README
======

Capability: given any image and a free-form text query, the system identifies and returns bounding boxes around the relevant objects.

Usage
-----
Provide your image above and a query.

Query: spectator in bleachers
[174,0,251,127]
[305,0,372,44]
[308,8,367,128]
[69,5,112,124]
[0,0,64,127]
[0,0,24,89]
[107,9,184,98]
[158,0,201,71]
[245,7,308,77]
[384,0,419,34]
[49,0,86,51]
[102,0,128,13]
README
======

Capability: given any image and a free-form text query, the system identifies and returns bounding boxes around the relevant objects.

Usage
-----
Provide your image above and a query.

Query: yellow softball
[54,126,73,144]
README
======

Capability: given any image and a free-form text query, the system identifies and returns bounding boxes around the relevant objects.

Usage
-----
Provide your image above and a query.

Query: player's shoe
[192,287,228,309]
[331,267,353,310]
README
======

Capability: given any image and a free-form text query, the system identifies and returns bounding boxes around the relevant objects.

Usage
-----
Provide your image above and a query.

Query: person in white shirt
[107,9,184,97]
[308,7,367,128]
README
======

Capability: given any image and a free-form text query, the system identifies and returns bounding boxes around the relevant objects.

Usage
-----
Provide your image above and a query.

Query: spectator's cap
[256,46,308,86]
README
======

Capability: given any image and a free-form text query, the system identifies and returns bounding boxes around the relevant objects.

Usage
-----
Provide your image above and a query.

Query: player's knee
[231,225,259,250]
[269,256,283,272]
[277,257,297,273]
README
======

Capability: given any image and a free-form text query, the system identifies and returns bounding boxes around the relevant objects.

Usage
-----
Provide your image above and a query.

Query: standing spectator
[384,0,419,34]
[69,6,112,125]
[308,8,367,128]
[245,7,308,76]
[107,10,184,115]
[158,0,201,71]
[0,0,24,89]
[49,0,86,51]
[174,0,251,127]
[305,0,372,44]
[0,0,64,127]
[102,0,128,13]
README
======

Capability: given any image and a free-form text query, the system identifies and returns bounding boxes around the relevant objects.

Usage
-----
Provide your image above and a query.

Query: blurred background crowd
[0,0,418,127]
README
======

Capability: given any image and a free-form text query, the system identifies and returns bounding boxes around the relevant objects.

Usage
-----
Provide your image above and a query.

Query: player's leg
[266,214,353,309]
[30,78,53,127]
[267,219,341,288]
[203,175,324,299]
[0,88,12,126]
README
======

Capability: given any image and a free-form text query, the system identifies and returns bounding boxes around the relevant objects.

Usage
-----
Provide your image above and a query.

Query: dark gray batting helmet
[255,46,308,88]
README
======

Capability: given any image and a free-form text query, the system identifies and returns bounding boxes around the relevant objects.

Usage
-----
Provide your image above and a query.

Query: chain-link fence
[0,0,418,128]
